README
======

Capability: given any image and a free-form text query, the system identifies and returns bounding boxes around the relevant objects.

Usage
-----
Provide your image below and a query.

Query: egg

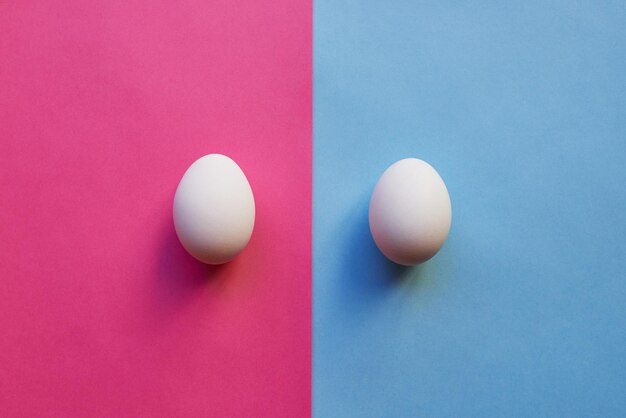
[173,154,255,264]
[369,158,451,265]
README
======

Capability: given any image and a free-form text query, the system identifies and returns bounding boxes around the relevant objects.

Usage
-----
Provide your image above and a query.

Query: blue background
[313,1,626,416]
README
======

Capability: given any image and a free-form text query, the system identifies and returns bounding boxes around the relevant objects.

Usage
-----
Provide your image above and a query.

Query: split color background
[0,0,310,416]
[314,1,626,417]
[2,0,626,417]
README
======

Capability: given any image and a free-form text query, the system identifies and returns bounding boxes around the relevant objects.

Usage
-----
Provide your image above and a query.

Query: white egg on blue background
[369,158,451,265]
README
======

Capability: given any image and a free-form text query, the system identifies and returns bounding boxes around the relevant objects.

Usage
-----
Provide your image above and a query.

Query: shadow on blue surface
[337,192,427,313]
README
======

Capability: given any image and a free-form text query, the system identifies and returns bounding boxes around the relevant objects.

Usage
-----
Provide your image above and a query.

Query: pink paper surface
[0,1,311,416]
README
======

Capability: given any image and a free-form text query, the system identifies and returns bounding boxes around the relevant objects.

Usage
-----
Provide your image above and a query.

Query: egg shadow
[337,193,426,313]
[151,216,228,318]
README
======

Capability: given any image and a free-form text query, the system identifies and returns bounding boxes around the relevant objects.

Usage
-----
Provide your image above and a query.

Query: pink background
[0,0,311,416]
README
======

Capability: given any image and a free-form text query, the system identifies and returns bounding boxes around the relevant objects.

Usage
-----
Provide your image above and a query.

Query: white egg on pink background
[173,154,255,265]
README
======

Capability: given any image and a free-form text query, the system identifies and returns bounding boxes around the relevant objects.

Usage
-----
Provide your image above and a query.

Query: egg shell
[369,158,451,265]
[173,154,255,265]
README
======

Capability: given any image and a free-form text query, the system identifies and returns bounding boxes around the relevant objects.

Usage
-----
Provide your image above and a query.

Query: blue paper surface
[313,1,626,416]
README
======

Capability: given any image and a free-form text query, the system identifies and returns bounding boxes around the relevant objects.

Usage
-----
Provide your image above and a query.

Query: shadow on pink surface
[149,215,231,319]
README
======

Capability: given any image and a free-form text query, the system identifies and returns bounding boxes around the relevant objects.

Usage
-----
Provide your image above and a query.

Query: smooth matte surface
[369,158,452,265]
[314,1,626,416]
[173,154,256,265]
[0,1,311,416]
